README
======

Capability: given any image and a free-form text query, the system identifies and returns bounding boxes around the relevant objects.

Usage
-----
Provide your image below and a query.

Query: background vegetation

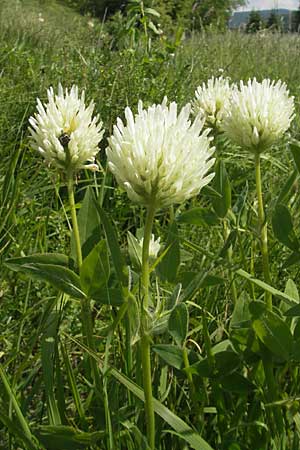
[1,0,300,449]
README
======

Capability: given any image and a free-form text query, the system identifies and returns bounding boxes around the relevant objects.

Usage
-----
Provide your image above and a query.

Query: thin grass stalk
[140,201,156,450]
[0,364,35,445]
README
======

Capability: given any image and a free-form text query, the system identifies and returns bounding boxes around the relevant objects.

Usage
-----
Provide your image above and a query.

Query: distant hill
[229,9,294,29]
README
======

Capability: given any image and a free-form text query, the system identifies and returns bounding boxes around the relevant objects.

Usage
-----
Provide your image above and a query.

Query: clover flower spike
[222,78,294,153]
[192,76,233,131]
[29,84,104,172]
[107,99,215,208]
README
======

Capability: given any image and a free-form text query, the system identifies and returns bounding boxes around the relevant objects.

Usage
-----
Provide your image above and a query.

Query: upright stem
[67,175,82,268]
[254,153,272,310]
[140,202,156,450]
[223,219,238,304]
[66,174,102,395]
[254,153,283,434]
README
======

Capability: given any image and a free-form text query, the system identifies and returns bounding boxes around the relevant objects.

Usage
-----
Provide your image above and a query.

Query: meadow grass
[1,1,300,449]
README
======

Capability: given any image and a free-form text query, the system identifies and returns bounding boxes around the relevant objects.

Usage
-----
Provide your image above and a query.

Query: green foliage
[2,0,300,449]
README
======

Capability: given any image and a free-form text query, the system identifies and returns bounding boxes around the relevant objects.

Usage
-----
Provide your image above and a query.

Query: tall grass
[1,1,300,449]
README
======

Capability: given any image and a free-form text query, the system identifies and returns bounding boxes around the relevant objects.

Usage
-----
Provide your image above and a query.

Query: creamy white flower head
[192,76,233,130]
[29,84,104,172]
[222,78,295,153]
[107,99,215,208]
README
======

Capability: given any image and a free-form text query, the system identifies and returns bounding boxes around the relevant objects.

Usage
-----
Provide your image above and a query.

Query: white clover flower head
[107,99,215,209]
[222,78,295,153]
[29,84,104,173]
[192,76,233,130]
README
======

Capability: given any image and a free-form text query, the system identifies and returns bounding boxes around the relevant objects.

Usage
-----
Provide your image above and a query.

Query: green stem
[254,153,272,310]
[66,174,102,395]
[223,219,238,304]
[254,154,283,435]
[140,202,156,450]
[67,175,82,268]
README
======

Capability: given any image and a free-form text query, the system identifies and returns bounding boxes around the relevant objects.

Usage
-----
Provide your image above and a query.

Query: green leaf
[0,406,38,450]
[5,257,85,299]
[276,169,298,205]
[152,344,184,370]
[158,221,180,282]
[219,229,237,258]
[236,269,298,306]
[60,343,86,425]
[35,425,105,450]
[179,272,224,289]
[127,230,142,270]
[71,186,101,262]
[220,372,254,394]
[177,207,219,227]
[41,305,61,426]
[249,301,293,360]
[0,364,38,449]
[93,200,128,289]
[5,253,69,268]
[230,292,251,329]
[80,240,110,298]
[272,204,299,251]
[144,7,160,17]
[168,303,188,347]
[191,350,240,378]
[290,140,300,174]
[110,368,214,450]
[212,160,231,218]
[91,287,124,306]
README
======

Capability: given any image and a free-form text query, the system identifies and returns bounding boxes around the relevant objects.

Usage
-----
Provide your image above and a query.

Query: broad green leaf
[249,301,293,360]
[177,207,219,227]
[5,259,85,299]
[5,253,69,268]
[80,239,110,297]
[35,425,105,450]
[230,291,251,329]
[91,287,124,306]
[71,186,101,262]
[285,278,299,302]
[158,221,180,283]
[127,230,142,270]
[212,160,231,218]
[272,204,299,251]
[220,372,254,394]
[93,200,128,289]
[236,269,298,306]
[190,350,240,378]
[168,303,188,347]
[152,344,184,370]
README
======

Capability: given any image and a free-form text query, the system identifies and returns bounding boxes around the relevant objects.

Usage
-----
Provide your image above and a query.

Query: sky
[237,0,299,10]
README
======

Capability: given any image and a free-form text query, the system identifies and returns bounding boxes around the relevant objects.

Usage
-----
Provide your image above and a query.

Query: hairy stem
[140,202,156,449]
